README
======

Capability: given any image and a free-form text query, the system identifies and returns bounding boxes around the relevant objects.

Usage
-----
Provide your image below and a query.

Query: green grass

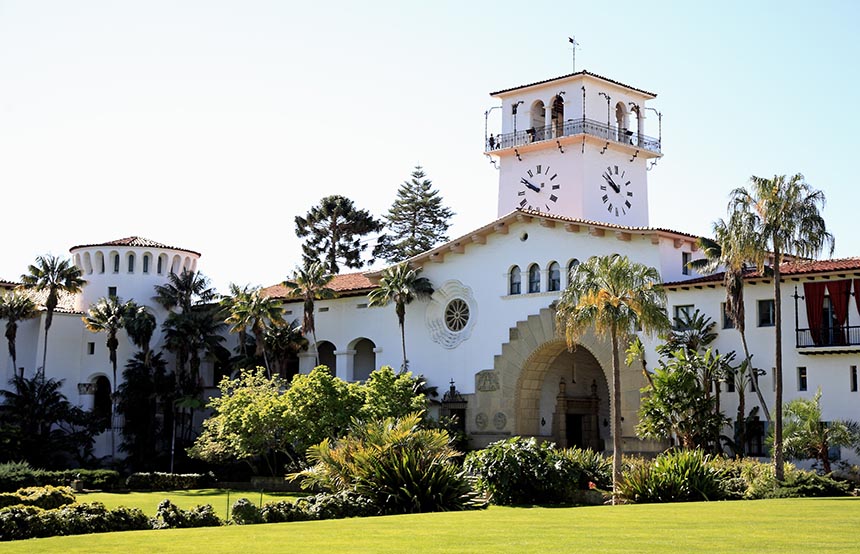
[6,497,860,553]
[76,489,301,517]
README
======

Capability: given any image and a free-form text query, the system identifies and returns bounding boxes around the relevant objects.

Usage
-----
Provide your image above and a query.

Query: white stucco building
[2,69,859,463]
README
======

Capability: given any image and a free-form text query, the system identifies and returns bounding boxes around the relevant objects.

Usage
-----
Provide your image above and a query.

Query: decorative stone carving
[77,383,96,395]
[493,412,507,430]
[425,280,477,349]
[475,370,499,392]
[475,412,488,430]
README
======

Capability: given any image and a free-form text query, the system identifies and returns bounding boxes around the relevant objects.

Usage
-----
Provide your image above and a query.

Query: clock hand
[603,174,621,194]
[521,178,541,193]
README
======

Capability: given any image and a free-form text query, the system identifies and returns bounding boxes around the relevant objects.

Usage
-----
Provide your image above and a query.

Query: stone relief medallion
[77,383,96,395]
[475,370,499,392]
[425,280,477,349]
[493,412,507,430]
[475,412,488,430]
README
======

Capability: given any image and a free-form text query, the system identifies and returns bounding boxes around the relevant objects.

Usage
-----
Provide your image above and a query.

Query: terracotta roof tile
[70,236,201,256]
[262,272,376,299]
[0,280,18,289]
[18,288,79,313]
[664,257,860,288]
[491,70,656,98]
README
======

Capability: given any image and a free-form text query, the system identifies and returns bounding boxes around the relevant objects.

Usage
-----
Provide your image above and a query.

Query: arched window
[547,262,561,292]
[96,252,105,274]
[551,95,565,137]
[528,264,541,293]
[352,338,376,382]
[567,258,580,284]
[529,100,545,142]
[93,376,112,426]
[615,102,630,142]
[157,254,165,274]
[112,253,120,273]
[142,254,150,274]
[127,253,135,273]
[509,266,522,295]
[317,341,337,374]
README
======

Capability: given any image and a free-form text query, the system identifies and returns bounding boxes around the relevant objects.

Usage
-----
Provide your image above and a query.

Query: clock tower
[486,71,662,227]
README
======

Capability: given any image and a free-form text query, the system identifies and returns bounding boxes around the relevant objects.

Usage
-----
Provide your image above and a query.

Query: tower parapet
[69,236,201,312]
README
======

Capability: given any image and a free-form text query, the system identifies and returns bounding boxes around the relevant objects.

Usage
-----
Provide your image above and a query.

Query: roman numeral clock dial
[517,164,560,213]
[600,165,634,218]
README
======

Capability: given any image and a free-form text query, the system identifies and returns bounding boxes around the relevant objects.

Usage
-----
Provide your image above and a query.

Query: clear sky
[1,1,858,293]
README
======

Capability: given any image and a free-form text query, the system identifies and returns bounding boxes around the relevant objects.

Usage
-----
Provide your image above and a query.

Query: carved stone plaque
[493,412,507,430]
[475,412,488,430]
[475,370,499,392]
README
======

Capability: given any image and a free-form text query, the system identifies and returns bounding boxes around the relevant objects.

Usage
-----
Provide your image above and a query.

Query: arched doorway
[352,338,376,382]
[317,341,336,374]
[515,340,610,450]
[93,375,112,427]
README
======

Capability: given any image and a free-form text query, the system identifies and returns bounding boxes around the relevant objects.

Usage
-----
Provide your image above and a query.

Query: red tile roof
[491,70,656,98]
[70,236,201,256]
[0,280,18,289]
[664,257,860,288]
[262,272,376,299]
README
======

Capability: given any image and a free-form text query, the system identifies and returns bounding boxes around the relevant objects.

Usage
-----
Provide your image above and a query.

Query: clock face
[517,164,561,213]
[600,165,634,218]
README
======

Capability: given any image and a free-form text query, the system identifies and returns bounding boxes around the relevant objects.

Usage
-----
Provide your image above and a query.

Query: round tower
[69,236,201,313]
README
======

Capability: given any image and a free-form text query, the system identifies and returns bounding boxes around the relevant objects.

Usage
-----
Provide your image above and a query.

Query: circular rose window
[444,298,470,332]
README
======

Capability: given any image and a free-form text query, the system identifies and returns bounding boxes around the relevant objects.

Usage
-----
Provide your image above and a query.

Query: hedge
[125,472,214,491]
[0,463,121,492]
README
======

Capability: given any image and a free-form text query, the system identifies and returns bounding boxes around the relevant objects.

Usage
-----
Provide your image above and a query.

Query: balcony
[796,325,860,354]
[486,118,661,154]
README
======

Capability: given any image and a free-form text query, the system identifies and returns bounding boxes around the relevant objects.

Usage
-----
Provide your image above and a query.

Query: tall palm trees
[368,263,433,371]
[555,254,669,503]
[222,285,285,375]
[283,261,334,367]
[20,255,86,374]
[0,290,38,377]
[730,174,834,480]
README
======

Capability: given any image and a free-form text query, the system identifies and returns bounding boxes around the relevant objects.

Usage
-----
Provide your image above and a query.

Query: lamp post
[598,92,611,139]
[484,105,501,150]
[512,100,524,140]
[642,106,662,146]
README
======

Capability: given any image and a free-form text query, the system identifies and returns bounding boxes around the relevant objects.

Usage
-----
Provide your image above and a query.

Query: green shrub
[0,464,121,493]
[618,449,724,503]
[259,492,378,523]
[0,502,149,541]
[464,437,605,505]
[126,472,213,491]
[260,499,314,523]
[230,498,262,525]
[0,485,76,510]
[766,472,850,498]
[151,499,222,529]
[294,412,482,514]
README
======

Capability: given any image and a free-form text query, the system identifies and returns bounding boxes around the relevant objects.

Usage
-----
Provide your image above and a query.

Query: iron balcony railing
[796,325,860,348]
[486,118,661,154]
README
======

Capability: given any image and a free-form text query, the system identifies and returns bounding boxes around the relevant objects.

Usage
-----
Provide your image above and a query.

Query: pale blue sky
[1,1,858,292]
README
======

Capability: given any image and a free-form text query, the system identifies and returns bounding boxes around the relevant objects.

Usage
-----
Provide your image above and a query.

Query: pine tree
[295,195,384,274]
[376,166,455,263]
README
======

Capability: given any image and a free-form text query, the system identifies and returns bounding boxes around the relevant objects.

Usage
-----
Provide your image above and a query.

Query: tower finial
[568,36,580,72]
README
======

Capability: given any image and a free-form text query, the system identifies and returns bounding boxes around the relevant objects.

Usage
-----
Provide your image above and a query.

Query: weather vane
[568,36,580,72]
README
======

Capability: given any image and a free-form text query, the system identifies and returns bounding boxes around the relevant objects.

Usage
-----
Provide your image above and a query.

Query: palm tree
[83,296,129,459]
[264,319,308,380]
[555,254,669,503]
[153,269,216,313]
[367,263,433,371]
[222,285,285,375]
[690,212,771,423]
[123,301,157,367]
[19,255,86,374]
[730,173,834,480]
[0,290,38,377]
[282,261,334,367]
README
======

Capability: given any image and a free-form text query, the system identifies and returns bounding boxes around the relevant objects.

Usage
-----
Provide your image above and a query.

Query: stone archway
[476,306,651,451]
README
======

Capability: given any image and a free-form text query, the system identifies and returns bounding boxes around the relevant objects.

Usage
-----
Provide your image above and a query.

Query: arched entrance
[515,340,610,450]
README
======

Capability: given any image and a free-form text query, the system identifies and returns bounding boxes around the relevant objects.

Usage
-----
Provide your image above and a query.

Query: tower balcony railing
[486,118,661,154]
[796,325,860,348]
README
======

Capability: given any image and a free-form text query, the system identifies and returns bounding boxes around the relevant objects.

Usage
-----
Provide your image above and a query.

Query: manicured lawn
[76,489,302,518]
[7,497,860,553]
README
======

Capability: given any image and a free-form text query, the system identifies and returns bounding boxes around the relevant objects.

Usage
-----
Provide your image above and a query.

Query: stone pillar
[545,103,554,138]
[334,349,355,382]
[298,351,316,374]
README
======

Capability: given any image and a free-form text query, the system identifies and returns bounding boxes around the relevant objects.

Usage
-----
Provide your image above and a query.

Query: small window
[726,378,735,393]
[721,303,735,329]
[528,264,540,293]
[758,299,775,327]
[509,266,522,295]
[284,310,293,315]
[127,253,135,273]
[142,255,150,274]
[319,307,329,313]
[567,259,580,283]
[682,252,692,276]
[673,305,694,328]
[547,262,561,292]
[112,254,120,273]
[157,256,163,274]
[797,367,808,392]
[356,303,367,309]
[851,366,857,392]
[108,286,117,298]
[87,342,95,355]
[444,299,470,332]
